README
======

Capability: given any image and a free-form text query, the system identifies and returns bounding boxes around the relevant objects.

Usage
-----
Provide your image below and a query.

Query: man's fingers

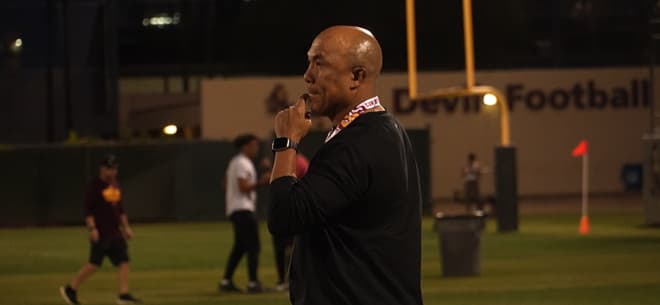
[293,95,307,114]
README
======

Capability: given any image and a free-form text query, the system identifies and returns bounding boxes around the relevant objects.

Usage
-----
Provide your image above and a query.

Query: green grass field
[1,209,659,305]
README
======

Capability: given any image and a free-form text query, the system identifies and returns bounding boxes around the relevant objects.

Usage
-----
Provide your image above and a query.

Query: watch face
[272,138,290,150]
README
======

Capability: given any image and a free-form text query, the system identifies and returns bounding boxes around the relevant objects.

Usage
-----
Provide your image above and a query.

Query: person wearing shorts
[60,154,141,305]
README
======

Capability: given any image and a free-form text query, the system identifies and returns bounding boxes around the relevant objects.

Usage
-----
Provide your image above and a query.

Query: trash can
[621,163,642,192]
[435,212,487,277]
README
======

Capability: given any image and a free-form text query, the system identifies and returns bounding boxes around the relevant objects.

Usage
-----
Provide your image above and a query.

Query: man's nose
[303,67,313,84]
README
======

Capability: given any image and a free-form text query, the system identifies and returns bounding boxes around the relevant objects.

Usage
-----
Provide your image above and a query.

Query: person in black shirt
[268,26,423,305]
[60,155,141,305]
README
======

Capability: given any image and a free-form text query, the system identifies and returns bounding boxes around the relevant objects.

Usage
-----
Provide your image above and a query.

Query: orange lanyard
[325,96,382,143]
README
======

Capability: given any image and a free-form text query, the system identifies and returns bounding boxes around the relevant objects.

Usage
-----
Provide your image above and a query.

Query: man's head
[303,26,383,121]
[99,154,119,182]
[468,153,476,162]
[234,134,260,159]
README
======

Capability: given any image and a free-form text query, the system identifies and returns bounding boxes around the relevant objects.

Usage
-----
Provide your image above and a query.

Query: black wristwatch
[271,137,298,152]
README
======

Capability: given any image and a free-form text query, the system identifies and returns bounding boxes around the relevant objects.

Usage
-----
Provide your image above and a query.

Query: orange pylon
[579,215,590,235]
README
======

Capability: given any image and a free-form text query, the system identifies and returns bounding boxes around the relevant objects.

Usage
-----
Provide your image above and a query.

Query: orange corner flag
[572,140,588,157]
[579,215,590,235]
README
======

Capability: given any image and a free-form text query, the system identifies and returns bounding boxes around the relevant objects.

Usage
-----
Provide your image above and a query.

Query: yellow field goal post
[405,0,510,146]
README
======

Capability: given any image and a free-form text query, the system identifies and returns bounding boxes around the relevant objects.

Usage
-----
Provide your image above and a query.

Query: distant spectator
[462,153,484,212]
[219,134,270,293]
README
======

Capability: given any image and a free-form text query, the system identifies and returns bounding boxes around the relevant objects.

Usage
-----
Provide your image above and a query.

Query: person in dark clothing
[462,153,484,212]
[271,231,291,291]
[268,26,423,305]
[60,154,141,305]
[461,153,492,213]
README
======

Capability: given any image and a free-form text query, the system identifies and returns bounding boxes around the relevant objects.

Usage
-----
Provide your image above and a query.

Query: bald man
[268,26,423,305]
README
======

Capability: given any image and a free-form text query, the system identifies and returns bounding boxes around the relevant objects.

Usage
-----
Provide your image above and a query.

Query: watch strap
[272,137,298,152]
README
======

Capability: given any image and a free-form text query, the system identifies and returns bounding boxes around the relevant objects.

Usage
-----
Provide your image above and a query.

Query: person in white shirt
[220,134,269,293]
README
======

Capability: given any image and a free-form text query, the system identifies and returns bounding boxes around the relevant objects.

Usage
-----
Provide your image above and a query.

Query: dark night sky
[1,0,656,76]
[0,0,657,143]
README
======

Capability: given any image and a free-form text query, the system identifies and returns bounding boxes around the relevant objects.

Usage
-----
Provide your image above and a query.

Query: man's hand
[90,228,100,242]
[123,226,134,240]
[274,95,313,142]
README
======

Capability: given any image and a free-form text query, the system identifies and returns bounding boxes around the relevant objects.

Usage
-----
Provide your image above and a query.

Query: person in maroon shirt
[60,155,141,305]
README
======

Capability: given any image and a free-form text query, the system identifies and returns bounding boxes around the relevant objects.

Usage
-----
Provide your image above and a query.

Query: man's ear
[349,67,366,90]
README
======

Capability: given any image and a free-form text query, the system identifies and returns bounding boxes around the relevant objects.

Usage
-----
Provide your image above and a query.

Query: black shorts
[89,238,129,267]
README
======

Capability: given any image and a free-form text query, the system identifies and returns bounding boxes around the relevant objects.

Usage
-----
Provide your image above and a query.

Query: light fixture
[483,93,497,106]
[142,13,181,28]
[163,124,178,135]
[9,38,23,54]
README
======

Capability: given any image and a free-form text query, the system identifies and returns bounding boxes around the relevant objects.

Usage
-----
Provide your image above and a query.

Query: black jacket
[269,111,423,305]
